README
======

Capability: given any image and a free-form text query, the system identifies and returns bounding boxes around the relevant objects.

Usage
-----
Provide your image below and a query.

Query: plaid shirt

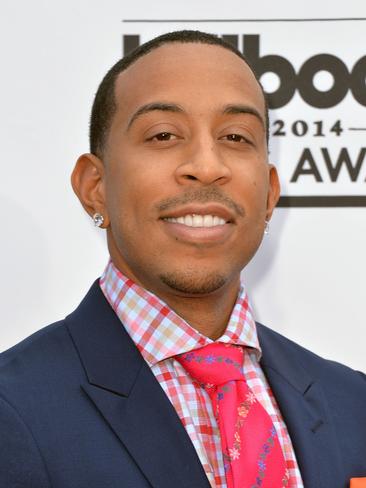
[100,260,303,487]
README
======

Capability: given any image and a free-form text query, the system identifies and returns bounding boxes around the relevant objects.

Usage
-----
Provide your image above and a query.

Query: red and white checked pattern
[100,260,303,488]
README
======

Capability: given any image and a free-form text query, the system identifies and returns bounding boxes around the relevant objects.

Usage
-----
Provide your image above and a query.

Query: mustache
[155,187,245,217]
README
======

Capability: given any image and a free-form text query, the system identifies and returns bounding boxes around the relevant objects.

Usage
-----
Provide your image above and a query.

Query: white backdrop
[1,0,365,371]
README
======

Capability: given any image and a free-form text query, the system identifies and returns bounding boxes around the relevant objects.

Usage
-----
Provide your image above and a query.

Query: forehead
[113,43,265,122]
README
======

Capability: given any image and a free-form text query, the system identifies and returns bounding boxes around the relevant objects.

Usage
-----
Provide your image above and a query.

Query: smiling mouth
[163,214,228,228]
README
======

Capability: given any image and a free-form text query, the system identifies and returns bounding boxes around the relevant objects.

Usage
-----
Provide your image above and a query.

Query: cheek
[105,163,159,227]
[233,164,269,215]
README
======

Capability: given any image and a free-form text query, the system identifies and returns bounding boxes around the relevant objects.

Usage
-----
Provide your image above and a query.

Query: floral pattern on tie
[177,343,288,488]
[250,427,290,488]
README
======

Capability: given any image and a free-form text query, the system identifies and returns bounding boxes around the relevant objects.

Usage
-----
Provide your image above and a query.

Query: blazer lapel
[257,323,344,488]
[66,281,210,488]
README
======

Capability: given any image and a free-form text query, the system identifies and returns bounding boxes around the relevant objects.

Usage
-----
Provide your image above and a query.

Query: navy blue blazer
[0,280,365,487]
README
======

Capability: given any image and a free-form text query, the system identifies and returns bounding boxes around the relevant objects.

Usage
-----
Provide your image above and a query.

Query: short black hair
[89,30,269,158]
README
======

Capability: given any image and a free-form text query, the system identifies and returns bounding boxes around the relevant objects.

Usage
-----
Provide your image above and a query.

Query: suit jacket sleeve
[0,394,51,488]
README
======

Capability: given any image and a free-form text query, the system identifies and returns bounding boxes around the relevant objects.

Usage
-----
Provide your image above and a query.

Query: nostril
[185,175,198,180]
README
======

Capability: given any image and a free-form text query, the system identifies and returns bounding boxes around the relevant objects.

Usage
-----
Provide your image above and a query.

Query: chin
[158,270,228,295]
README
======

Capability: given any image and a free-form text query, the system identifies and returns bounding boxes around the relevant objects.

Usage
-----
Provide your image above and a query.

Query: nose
[175,135,232,186]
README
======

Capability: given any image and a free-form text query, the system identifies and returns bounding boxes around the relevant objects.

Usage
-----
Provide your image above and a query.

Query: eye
[148,132,177,141]
[222,133,250,144]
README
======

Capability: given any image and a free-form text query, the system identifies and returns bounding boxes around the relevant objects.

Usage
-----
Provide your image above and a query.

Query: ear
[265,164,281,220]
[71,153,109,227]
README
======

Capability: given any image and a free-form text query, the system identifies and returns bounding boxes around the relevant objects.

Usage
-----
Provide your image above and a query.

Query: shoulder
[0,319,74,371]
[0,319,83,405]
[0,280,103,390]
[0,321,78,488]
[257,321,366,391]
[0,391,51,487]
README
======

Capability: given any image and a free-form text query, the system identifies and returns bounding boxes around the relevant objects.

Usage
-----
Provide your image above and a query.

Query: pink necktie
[176,342,288,488]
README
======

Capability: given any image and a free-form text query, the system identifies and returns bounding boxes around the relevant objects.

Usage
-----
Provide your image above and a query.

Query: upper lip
[160,204,235,223]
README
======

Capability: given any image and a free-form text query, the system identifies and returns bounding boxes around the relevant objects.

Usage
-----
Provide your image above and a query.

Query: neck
[159,281,240,340]
[107,248,241,339]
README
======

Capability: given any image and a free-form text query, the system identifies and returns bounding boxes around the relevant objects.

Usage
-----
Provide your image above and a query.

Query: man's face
[102,42,279,298]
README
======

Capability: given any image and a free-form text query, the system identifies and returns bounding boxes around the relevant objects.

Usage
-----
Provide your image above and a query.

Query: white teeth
[185,215,193,226]
[192,215,203,227]
[203,215,213,227]
[164,214,226,227]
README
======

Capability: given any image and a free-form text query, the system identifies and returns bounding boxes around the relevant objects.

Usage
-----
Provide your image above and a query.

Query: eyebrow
[127,101,265,130]
[127,102,184,130]
[223,104,265,128]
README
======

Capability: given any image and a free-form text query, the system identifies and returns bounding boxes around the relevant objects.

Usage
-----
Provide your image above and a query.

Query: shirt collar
[100,260,261,367]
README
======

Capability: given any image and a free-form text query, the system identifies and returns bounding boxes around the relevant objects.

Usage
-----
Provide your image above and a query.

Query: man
[0,30,365,488]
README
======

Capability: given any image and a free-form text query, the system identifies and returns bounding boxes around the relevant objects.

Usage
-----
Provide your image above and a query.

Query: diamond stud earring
[93,213,104,228]
[264,219,270,235]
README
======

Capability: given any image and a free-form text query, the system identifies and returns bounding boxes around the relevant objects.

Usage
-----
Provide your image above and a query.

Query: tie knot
[176,342,244,387]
